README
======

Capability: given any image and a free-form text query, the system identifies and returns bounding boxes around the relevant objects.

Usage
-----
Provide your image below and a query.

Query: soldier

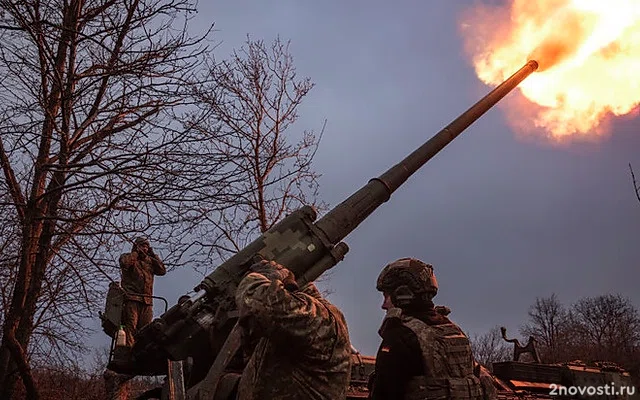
[234,259,352,399]
[119,237,166,347]
[368,258,484,400]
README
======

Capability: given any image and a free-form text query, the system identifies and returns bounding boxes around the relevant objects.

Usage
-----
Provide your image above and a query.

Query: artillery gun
[102,58,638,399]
[102,61,541,398]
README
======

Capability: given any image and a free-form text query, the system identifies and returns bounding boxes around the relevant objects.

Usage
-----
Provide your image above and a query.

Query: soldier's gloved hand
[250,260,293,281]
[250,260,298,290]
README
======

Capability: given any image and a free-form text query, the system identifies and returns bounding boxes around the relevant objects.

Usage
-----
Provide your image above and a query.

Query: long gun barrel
[125,60,539,384]
[315,60,539,249]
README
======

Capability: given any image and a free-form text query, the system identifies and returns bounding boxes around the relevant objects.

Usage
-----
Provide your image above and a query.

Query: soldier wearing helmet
[233,259,352,399]
[368,258,485,400]
[118,237,166,347]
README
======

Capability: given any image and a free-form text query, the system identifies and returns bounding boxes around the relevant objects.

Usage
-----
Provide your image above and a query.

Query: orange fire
[459,0,640,139]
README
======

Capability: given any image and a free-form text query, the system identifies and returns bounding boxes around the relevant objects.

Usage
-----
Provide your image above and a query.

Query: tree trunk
[0,218,42,399]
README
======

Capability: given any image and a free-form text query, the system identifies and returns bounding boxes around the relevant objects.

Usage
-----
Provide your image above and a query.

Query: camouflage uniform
[119,238,166,346]
[369,258,484,400]
[235,261,352,400]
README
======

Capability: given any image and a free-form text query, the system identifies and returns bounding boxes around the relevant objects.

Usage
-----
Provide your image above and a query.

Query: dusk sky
[93,1,640,360]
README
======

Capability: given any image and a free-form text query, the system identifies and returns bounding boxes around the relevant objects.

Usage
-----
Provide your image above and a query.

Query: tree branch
[630,163,640,204]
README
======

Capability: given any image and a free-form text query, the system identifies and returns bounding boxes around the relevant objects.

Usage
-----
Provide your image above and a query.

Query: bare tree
[469,326,510,370]
[567,294,640,371]
[520,293,569,363]
[0,4,329,397]
[0,1,223,398]
[185,36,326,266]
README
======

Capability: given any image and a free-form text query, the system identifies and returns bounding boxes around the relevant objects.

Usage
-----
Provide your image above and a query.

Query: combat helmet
[376,258,438,307]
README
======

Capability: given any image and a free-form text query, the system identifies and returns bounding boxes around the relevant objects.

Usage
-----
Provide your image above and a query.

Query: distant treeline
[470,292,640,379]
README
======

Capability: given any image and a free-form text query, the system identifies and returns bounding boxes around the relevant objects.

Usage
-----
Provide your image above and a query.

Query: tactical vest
[400,314,483,400]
